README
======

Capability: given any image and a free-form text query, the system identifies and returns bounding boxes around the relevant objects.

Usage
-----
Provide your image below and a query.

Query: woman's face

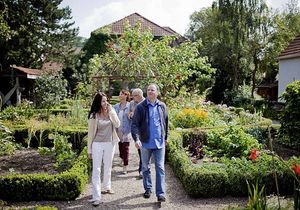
[119,92,127,101]
[101,96,108,110]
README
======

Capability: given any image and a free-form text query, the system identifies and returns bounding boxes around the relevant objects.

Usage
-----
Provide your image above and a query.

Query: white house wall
[278,57,300,101]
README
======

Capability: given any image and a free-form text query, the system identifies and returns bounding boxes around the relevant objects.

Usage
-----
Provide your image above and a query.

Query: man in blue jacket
[131,84,168,202]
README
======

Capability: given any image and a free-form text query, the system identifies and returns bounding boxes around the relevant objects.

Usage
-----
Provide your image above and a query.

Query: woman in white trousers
[87,92,120,206]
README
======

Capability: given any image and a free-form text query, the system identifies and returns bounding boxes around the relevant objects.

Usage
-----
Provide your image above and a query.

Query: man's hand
[135,140,142,149]
[128,112,134,119]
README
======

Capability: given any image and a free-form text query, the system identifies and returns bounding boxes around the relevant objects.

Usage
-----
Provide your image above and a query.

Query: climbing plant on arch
[88,22,215,100]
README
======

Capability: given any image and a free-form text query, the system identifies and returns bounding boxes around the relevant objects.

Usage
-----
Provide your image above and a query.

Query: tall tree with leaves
[188,0,270,103]
[0,0,78,70]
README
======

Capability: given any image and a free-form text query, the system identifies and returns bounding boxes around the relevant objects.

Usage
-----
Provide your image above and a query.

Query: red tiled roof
[279,35,300,60]
[11,65,42,75]
[42,61,63,73]
[102,13,181,37]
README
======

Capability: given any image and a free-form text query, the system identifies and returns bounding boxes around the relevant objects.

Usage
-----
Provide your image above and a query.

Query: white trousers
[92,142,115,201]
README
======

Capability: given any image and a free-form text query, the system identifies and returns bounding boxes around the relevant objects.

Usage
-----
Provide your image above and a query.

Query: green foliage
[89,22,215,101]
[187,1,300,104]
[39,133,76,171]
[206,126,261,158]
[0,122,16,156]
[246,180,267,210]
[0,147,89,201]
[0,0,78,69]
[188,1,270,103]
[279,80,300,149]
[224,84,263,112]
[0,100,35,121]
[34,72,68,108]
[167,130,295,198]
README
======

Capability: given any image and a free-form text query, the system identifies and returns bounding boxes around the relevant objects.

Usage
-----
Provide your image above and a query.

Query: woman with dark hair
[87,92,120,206]
[113,89,131,174]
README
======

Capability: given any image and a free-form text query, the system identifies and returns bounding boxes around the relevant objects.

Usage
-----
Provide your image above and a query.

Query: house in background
[97,12,186,45]
[278,35,300,101]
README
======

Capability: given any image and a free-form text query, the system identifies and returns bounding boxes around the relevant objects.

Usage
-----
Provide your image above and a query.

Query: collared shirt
[142,98,163,149]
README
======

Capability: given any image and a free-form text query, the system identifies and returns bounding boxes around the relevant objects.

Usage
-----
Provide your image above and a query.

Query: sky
[60,0,297,38]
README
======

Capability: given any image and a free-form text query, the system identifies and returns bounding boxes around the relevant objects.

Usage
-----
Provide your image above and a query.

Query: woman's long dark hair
[88,92,107,119]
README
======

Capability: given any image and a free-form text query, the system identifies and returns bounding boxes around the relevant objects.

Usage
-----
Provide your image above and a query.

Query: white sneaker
[123,166,127,174]
[92,200,102,206]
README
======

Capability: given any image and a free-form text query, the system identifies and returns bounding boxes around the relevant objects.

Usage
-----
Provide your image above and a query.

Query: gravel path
[4,143,248,210]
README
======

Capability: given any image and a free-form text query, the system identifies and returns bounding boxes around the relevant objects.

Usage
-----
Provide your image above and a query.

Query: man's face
[147,85,158,101]
[132,92,140,103]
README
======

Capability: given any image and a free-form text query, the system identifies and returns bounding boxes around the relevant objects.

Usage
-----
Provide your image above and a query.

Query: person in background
[113,89,131,174]
[131,84,168,202]
[128,88,145,178]
[87,92,120,207]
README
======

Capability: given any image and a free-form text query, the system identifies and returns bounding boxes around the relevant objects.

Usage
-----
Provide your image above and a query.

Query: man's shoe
[92,200,102,206]
[138,171,143,179]
[143,190,151,198]
[157,196,166,202]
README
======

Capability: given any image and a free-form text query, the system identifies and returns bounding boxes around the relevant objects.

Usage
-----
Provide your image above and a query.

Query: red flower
[292,164,300,177]
[250,148,258,161]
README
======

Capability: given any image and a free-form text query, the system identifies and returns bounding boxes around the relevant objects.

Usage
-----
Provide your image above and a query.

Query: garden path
[7,143,247,210]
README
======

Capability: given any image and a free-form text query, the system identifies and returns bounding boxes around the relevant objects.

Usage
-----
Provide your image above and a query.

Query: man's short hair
[132,88,143,96]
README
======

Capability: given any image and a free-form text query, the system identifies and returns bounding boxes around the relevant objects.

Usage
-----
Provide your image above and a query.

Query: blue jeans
[141,146,165,197]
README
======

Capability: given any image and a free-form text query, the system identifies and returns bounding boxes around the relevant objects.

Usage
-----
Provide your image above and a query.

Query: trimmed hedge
[167,130,295,198]
[0,147,90,201]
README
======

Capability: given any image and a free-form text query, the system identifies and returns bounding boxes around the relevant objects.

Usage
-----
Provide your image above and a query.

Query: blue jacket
[131,99,168,143]
[113,102,131,135]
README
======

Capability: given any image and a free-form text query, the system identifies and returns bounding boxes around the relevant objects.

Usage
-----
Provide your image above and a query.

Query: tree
[88,23,215,101]
[34,71,68,108]
[0,0,78,70]
[188,1,272,103]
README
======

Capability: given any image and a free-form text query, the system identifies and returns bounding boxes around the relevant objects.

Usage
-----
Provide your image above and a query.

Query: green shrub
[34,72,68,108]
[38,133,76,171]
[279,80,300,149]
[167,130,295,198]
[0,100,35,121]
[0,122,17,156]
[0,147,89,201]
[206,126,261,158]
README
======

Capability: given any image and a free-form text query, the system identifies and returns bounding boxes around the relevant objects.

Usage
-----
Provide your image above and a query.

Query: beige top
[87,108,120,154]
[94,119,113,142]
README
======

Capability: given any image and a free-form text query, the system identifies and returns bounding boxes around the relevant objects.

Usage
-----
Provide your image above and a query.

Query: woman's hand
[107,103,112,112]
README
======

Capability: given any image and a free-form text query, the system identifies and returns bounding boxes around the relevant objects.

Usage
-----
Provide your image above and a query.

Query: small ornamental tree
[34,72,68,108]
[279,80,300,148]
[88,22,215,101]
